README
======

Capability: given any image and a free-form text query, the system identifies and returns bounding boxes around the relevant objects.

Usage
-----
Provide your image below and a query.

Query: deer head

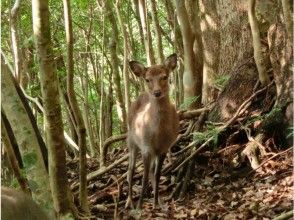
[129,54,177,99]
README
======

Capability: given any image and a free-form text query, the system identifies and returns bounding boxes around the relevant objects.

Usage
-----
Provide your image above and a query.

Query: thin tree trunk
[104,1,127,132]
[115,0,131,118]
[81,62,97,157]
[10,0,22,83]
[175,0,202,108]
[150,0,164,63]
[63,0,89,213]
[31,0,73,217]
[99,13,106,167]
[248,0,270,86]
[138,0,155,65]
[132,0,145,54]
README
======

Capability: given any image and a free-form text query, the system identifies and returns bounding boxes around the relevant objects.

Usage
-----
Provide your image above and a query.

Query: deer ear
[164,53,177,71]
[129,61,146,77]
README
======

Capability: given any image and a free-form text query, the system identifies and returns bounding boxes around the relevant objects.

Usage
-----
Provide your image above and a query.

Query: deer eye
[145,78,150,83]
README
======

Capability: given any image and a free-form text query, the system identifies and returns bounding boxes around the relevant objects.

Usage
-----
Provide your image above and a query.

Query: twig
[247,146,293,175]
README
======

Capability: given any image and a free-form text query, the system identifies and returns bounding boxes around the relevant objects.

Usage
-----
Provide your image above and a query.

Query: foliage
[193,124,220,149]
[214,74,230,90]
[179,96,199,110]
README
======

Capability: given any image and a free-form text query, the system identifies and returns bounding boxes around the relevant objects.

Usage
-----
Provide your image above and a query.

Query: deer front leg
[154,153,166,208]
[125,141,138,209]
[137,152,151,209]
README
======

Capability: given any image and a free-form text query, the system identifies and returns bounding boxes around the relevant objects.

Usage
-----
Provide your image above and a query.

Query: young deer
[126,54,179,209]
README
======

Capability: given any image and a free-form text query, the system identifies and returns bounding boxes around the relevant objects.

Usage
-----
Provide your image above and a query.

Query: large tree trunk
[1,55,53,213]
[199,0,220,104]
[31,0,73,217]
[63,0,89,213]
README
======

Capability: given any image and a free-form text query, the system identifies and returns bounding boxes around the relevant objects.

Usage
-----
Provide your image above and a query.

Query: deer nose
[154,90,162,97]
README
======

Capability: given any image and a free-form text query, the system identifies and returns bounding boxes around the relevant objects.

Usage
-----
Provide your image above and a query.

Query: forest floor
[68,144,293,220]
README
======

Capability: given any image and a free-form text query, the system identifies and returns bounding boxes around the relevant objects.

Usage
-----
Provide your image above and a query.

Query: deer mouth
[153,90,162,98]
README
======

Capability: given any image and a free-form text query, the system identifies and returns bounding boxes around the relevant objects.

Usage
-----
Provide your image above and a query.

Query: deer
[1,187,51,220]
[126,54,179,209]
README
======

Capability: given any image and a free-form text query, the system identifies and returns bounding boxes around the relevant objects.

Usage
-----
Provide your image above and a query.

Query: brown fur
[1,187,51,220]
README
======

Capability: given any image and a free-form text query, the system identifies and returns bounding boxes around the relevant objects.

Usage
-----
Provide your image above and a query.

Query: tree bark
[248,0,270,86]
[132,0,145,54]
[63,0,89,213]
[31,0,73,217]
[1,54,53,212]
[175,0,203,108]
[81,62,97,157]
[115,0,131,118]
[199,0,220,104]
[281,0,293,44]
[138,0,155,65]
[10,0,22,83]
[105,1,127,132]
[150,0,164,63]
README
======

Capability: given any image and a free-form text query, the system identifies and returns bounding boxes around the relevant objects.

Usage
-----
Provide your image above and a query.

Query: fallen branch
[71,154,129,191]
[102,134,127,164]
[178,108,209,120]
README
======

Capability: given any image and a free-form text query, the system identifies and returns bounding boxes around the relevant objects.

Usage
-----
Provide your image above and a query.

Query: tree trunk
[138,0,155,65]
[63,0,89,213]
[199,0,220,104]
[132,0,145,55]
[281,0,293,44]
[248,0,270,86]
[81,62,97,157]
[175,0,202,108]
[10,0,22,83]
[115,0,131,118]
[150,0,164,63]
[31,0,73,217]
[105,1,127,132]
[1,54,53,213]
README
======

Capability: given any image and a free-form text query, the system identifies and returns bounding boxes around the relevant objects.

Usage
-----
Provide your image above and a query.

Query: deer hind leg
[154,153,166,208]
[137,152,151,209]
[125,140,138,209]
